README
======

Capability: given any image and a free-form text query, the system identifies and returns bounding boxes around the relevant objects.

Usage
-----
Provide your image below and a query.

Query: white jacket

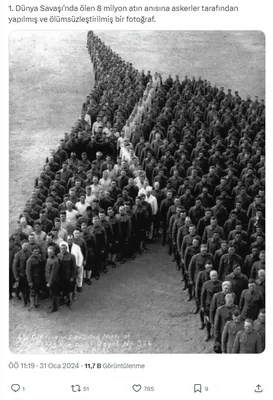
[146,194,158,215]
[69,243,83,267]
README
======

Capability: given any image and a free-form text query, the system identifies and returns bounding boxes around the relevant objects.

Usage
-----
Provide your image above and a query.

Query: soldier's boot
[182,272,188,290]
[176,255,181,270]
[102,259,108,273]
[16,289,22,300]
[67,293,73,309]
[204,321,212,342]
[72,284,76,301]
[199,309,205,329]
[86,270,92,284]
[193,301,200,314]
[167,237,171,254]
[28,296,35,311]
[187,284,193,301]
[23,292,29,307]
[171,248,176,262]
[52,296,58,312]
[112,254,117,267]
[34,294,39,308]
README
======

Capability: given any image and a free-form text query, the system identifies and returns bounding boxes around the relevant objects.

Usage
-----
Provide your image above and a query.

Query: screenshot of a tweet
[1,0,271,399]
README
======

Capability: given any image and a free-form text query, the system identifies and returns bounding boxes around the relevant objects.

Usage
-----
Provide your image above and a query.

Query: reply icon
[11,384,21,392]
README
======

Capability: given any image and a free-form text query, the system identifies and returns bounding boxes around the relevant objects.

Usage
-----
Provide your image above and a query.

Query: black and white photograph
[9,31,265,354]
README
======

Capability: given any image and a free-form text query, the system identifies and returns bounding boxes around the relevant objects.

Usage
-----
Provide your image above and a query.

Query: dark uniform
[196,270,211,307]
[132,205,148,253]
[181,233,201,261]
[188,251,213,304]
[184,245,200,273]
[106,215,120,255]
[168,213,180,255]
[188,252,214,286]
[255,278,265,304]
[213,248,228,272]
[58,252,77,303]
[45,255,60,311]
[250,260,265,280]
[253,319,265,351]
[76,215,93,229]
[9,242,21,299]
[89,224,107,278]
[218,253,243,281]
[12,249,32,305]
[117,213,132,262]
[160,198,174,245]
[171,217,185,269]
[202,224,225,244]
[225,272,249,303]
[214,304,240,346]
[221,319,244,353]
[177,225,190,259]
[239,289,264,321]
[82,231,97,272]
[232,330,262,353]
[195,269,211,327]
[100,219,114,256]
[26,253,45,305]
[201,279,222,339]
[210,291,237,327]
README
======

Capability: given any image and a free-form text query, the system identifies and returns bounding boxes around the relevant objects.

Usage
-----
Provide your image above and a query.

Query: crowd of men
[10,31,265,353]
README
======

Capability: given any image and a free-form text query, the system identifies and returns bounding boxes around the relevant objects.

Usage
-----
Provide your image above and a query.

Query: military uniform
[12,249,32,305]
[225,272,249,303]
[100,219,114,254]
[240,289,264,321]
[250,260,265,280]
[202,224,225,244]
[218,253,243,281]
[214,304,240,345]
[255,278,265,304]
[58,252,77,303]
[210,291,237,326]
[89,224,107,278]
[253,319,265,351]
[201,280,222,317]
[117,213,132,262]
[82,231,97,272]
[188,252,214,284]
[106,215,120,255]
[181,234,201,260]
[196,270,211,308]
[232,330,262,353]
[26,253,45,306]
[45,256,60,311]
[221,319,244,353]
[171,217,185,268]
[200,278,223,340]
[9,242,21,299]
[160,198,174,245]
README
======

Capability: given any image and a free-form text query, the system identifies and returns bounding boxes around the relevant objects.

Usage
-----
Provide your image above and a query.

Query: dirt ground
[9,31,93,233]
[10,243,214,354]
[9,31,265,354]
